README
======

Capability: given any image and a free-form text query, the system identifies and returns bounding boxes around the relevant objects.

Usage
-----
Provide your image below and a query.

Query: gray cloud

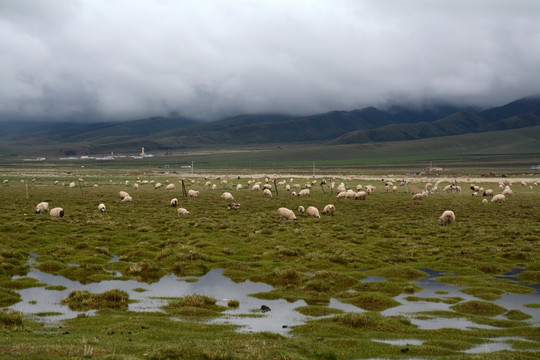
[1,0,539,121]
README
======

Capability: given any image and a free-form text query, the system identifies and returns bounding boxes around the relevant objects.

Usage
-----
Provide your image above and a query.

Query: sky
[1,0,539,122]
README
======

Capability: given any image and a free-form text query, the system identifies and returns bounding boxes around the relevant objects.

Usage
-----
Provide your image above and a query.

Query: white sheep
[482,199,488,204]
[491,194,506,203]
[502,187,513,196]
[322,204,335,216]
[355,191,367,200]
[305,206,320,218]
[277,207,297,220]
[205,181,212,187]
[221,192,234,201]
[2,179,8,184]
[285,184,291,191]
[121,195,132,202]
[188,190,199,197]
[483,189,494,197]
[98,203,106,212]
[413,192,427,200]
[251,184,261,191]
[49,207,64,219]
[297,205,305,213]
[166,183,175,190]
[211,184,217,190]
[119,191,130,200]
[438,210,455,225]
[134,183,139,189]
[177,207,190,216]
[236,184,243,191]
[263,189,272,197]
[35,202,49,214]
[69,182,76,188]
[298,189,310,197]
[154,182,162,189]
[170,198,178,207]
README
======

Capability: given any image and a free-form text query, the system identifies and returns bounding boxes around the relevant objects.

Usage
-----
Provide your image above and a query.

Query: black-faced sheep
[98,203,106,212]
[227,203,241,210]
[438,210,455,225]
[170,198,178,207]
[49,207,64,219]
[297,205,305,213]
[35,202,49,214]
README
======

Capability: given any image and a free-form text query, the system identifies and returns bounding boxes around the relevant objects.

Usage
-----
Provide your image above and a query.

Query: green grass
[0,168,539,358]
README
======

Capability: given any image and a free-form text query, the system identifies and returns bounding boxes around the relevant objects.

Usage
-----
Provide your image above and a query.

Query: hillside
[0,95,539,156]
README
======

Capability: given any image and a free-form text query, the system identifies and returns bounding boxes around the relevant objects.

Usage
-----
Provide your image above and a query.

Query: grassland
[0,165,539,359]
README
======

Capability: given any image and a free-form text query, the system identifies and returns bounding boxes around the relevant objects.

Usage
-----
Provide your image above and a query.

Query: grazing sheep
[305,206,320,218]
[355,191,367,200]
[227,202,241,210]
[413,192,427,200]
[177,207,190,216]
[221,192,234,201]
[285,184,291,191]
[170,198,178,207]
[263,189,272,197]
[121,195,132,202]
[211,184,217,190]
[35,202,49,214]
[322,204,335,215]
[502,187,513,196]
[188,190,199,197]
[472,192,478,197]
[236,184,243,191]
[166,183,175,190]
[392,186,398,193]
[251,184,261,191]
[298,189,310,197]
[438,210,455,225]
[491,194,506,203]
[291,191,297,196]
[2,179,8,184]
[204,181,212,187]
[337,183,346,193]
[133,183,139,189]
[154,182,162,189]
[119,191,129,200]
[483,189,494,197]
[49,207,64,219]
[98,203,106,212]
[277,207,297,220]
[297,206,305,214]
[69,182,76,188]
[482,199,488,204]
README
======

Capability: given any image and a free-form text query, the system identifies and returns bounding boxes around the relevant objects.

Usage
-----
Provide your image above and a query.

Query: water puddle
[371,339,424,346]
[8,255,540,337]
[464,337,539,354]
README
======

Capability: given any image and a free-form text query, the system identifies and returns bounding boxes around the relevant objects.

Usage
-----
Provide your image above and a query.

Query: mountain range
[0,95,539,156]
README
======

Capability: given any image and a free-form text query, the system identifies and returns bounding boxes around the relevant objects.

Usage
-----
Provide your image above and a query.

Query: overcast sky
[1,0,539,122]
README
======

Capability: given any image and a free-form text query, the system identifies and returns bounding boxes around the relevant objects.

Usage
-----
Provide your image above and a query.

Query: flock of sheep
[17,174,537,227]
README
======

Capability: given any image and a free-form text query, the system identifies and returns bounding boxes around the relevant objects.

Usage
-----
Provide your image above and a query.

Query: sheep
[305,206,320,218]
[483,189,494,197]
[285,184,291,191]
[355,191,367,200]
[413,192,427,200]
[2,179,8,184]
[166,183,175,190]
[188,190,199,197]
[220,180,228,186]
[337,183,346,193]
[177,207,190,216]
[438,210,455,225]
[263,184,272,190]
[35,202,49,214]
[297,205,305,213]
[69,182,76,188]
[49,207,64,219]
[472,192,478,197]
[502,187,513,196]
[121,195,133,202]
[277,207,297,220]
[227,202,241,210]
[98,203,106,212]
[205,181,212,187]
[291,191,297,196]
[236,184,243,191]
[482,199,488,204]
[491,194,506,203]
[134,183,139,189]
[119,191,129,200]
[263,188,272,197]
[298,189,310,197]
[322,204,335,216]
[170,198,178,207]
[154,182,162,189]
[211,184,217,190]
[221,192,234,201]
[251,184,261,191]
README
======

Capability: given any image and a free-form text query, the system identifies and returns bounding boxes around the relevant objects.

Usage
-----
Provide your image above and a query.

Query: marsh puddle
[8,257,539,336]
[383,269,540,330]
[9,258,361,335]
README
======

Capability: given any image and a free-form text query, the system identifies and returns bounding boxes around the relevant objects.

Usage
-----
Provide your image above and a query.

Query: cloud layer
[1,0,539,121]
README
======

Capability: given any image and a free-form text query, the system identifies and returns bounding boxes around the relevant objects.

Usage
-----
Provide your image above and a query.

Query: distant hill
[0,95,539,156]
